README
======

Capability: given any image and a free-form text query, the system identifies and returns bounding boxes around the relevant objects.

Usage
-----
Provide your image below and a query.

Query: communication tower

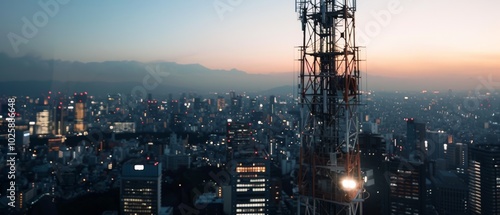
[295,0,364,214]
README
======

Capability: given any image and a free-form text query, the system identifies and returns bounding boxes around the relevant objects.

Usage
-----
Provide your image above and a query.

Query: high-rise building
[249,97,258,112]
[270,177,281,206]
[426,130,447,160]
[121,159,162,215]
[359,133,386,214]
[170,99,179,114]
[468,144,500,215]
[269,95,276,115]
[432,170,468,215]
[53,105,66,135]
[147,99,159,118]
[230,157,271,215]
[385,157,427,215]
[193,97,202,111]
[169,113,183,132]
[226,120,252,160]
[73,92,87,132]
[446,142,468,174]
[406,118,426,160]
[231,95,242,114]
[224,119,271,215]
[106,93,122,114]
[35,109,50,135]
[217,96,225,112]
[164,154,191,171]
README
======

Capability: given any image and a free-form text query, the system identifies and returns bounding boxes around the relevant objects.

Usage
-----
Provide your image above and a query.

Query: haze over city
[1,0,499,92]
[1,1,500,215]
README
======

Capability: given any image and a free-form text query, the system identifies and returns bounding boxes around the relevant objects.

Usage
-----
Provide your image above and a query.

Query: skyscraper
[33,98,51,136]
[73,92,87,133]
[53,104,66,135]
[446,142,468,174]
[426,130,447,161]
[224,119,271,215]
[35,109,50,136]
[385,157,427,215]
[230,157,271,215]
[468,144,500,215]
[406,118,426,160]
[121,159,162,215]
[359,133,386,213]
[269,95,276,115]
[432,170,467,215]
[217,96,225,112]
[230,95,242,114]
[226,120,252,160]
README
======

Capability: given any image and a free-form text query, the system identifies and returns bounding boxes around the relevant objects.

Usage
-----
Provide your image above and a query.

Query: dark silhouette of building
[432,170,468,215]
[54,105,66,135]
[169,113,183,132]
[385,157,426,215]
[406,118,426,160]
[230,95,242,114]
[121,159,162,215]
[226,120,252,160]
[224,119,272,215]
[426,131,447,161]
[468,144,500,215]
[446,142,468,175]
[359,133,386,214]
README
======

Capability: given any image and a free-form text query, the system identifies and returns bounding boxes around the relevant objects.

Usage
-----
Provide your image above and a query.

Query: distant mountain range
[0,53,492,96]
[0,53,296,96]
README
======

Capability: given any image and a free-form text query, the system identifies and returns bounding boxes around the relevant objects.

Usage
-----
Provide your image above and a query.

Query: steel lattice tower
[295,0,363,214]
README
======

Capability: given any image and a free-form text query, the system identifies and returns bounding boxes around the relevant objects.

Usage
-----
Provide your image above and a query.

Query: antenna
[295,0,365,214]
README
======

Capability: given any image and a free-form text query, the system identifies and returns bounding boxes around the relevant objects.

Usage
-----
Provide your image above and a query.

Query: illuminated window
[236,203,266,207]
[236,166,266,173]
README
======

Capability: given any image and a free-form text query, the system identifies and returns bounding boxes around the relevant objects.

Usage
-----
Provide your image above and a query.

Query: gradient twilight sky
[1,0,499,80]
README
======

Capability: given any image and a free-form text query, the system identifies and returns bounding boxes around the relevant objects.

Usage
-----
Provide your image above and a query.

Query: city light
[341,178,357,191]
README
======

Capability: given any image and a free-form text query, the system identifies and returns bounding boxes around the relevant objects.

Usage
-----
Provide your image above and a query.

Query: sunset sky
[1,0,499,85]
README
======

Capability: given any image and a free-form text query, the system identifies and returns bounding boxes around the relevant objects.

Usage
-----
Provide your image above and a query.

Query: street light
[341,177,357,191]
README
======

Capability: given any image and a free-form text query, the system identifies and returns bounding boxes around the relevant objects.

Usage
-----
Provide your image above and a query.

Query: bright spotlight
[341,178,357,190]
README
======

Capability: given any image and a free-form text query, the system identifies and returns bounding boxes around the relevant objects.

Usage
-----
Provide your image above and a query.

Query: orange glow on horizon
[369,53,500,79]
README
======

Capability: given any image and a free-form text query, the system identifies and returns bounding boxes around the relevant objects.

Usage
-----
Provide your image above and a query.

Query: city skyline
[2,1,500,214]
[0,0,499,86]
[1,87,498,214]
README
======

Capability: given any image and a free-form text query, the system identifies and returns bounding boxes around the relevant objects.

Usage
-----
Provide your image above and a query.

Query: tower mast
[295,0,363,214]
